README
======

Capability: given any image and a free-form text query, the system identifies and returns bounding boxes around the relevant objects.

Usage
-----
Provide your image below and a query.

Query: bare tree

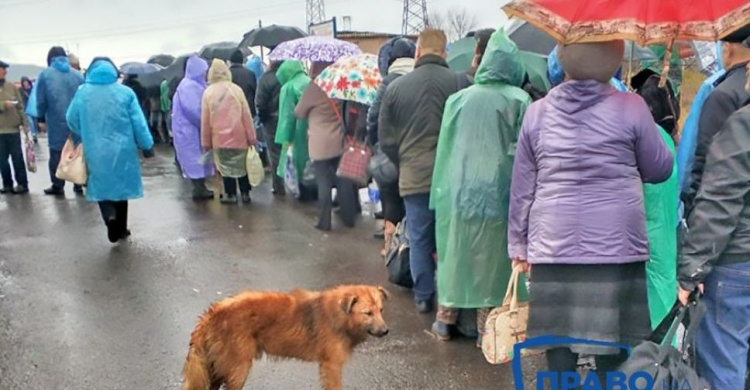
[427,11,447,34]
[427,7,478,41]
[447,7,479,41]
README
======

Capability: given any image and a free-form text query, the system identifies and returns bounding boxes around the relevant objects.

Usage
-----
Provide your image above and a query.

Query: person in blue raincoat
[676,43,725,195]
[36,46,84,196]
[66,57,155,243]
[246,54,265,86]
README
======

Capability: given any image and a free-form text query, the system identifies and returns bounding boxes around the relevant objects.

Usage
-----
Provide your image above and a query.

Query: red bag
[337,137,372,186]
[326,98,372,186]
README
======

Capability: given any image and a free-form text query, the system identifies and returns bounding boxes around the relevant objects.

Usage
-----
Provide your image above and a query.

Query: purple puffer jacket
[508,80,673,265]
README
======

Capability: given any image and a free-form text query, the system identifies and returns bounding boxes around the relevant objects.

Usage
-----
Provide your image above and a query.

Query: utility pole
[306,0,326,28]
[402,0,429,35]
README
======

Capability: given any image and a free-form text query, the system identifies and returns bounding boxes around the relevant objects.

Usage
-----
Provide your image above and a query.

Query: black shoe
[119,229,132,241]
[192,189,215,201]
[106,219,119,243]
[315,223,331,232]
[12,185,29,194]
[44,186,65,196]
[73,185,84,194]
[373,227,385,239]
[374,211,384,219]
[416,300,434,314]
[0,187,12,194]
[220,194,238,204]
[241,193,251,204]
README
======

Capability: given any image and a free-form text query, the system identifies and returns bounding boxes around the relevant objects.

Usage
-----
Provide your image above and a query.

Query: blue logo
[511,335,695,390]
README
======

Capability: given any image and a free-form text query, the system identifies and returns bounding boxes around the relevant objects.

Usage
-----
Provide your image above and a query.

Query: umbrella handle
[658,39,674,89]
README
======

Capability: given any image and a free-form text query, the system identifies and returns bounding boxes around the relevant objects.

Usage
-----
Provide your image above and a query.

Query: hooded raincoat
[65,60,154,202]
[275,60,311,182]
[430,30,531,308]
[36,56,84,150]
[172,56,215,179]
[201,59,256,178]
[643,126,678,327]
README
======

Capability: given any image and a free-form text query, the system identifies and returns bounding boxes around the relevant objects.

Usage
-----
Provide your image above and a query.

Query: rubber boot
[191,179,214,200]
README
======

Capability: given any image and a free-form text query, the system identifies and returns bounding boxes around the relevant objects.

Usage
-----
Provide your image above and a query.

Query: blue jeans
[694,262,750,390]
[404,193,436,302]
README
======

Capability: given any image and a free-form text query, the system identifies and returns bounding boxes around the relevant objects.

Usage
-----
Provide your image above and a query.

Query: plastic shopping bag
[284,148,300,198]
[246,146,264,187]
[25,133,36,173]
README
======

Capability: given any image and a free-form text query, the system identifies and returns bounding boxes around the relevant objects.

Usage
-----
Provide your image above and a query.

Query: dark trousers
[98,201,128,234]
[0,133,28,188]
[313,157,357,230]
[404,193,436,302]
[378,180,405,224]
[545,347,629,389]
[48,148,65,189]
[222,176,250,196]
[268,141,285,194]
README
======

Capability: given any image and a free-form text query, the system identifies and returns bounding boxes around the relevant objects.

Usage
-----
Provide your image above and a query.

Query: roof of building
[336,30,417,40]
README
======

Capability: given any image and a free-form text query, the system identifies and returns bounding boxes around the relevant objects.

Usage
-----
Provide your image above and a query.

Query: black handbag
[384,218,413,288]
[619,298,710,390]
[368,144,398,186]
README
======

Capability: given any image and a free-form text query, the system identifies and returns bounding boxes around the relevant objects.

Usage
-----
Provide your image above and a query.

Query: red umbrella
[503,0,750,45]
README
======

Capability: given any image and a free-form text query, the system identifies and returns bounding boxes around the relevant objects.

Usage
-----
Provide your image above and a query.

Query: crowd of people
[1,23,749,389]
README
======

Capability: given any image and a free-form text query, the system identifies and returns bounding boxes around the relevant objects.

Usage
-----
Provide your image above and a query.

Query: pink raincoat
[201,60,256,177]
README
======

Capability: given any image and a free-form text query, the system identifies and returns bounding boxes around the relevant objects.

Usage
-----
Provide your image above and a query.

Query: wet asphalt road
[0,139,541,389]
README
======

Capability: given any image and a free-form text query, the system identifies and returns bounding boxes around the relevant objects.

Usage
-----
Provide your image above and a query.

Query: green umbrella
[448,38,551,94]
[446,37,477,73]
[518,50,551,93]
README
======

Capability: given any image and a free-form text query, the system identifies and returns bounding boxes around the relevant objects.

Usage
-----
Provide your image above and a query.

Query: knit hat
[47,46,67,66]
[558,40,624,83]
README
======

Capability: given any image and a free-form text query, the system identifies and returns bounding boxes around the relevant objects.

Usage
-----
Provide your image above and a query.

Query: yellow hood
[208,59,232,84]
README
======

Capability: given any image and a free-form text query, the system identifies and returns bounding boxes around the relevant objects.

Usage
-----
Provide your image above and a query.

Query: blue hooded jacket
[676,44,725,193]
[66,59,154,202]
[246,55,265,86]
[36,56,84,150]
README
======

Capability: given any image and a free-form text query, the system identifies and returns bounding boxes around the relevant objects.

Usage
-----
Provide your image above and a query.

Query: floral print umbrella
[268,36,362,62]
[314,54,381,105]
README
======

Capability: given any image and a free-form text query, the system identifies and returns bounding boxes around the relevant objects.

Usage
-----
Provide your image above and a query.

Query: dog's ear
[377,286,390,301]
[340,295,358,314]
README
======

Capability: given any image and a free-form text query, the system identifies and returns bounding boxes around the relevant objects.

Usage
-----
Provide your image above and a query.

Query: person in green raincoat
[643,127,678,328]
[274,60,314,200]
[632,71,680,328]
[429,29,530,342]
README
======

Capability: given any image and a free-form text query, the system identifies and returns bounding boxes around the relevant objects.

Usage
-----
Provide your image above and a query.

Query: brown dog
[182,285,389,390]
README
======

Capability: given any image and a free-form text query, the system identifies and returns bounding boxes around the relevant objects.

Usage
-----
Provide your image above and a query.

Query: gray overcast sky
[0,0,508,66]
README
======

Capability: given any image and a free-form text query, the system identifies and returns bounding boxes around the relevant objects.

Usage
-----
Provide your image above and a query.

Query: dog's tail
[182,344,211,390]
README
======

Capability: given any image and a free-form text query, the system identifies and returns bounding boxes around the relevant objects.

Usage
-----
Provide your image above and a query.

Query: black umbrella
[240,24,307,49]
[138,54,192,98]
[507,19,557,56]
[147,54,176,67]
[198,42,250,62]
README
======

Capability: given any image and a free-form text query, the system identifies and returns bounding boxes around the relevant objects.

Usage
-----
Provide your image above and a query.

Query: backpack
[384,219,413,288]
[619,298,710,390]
